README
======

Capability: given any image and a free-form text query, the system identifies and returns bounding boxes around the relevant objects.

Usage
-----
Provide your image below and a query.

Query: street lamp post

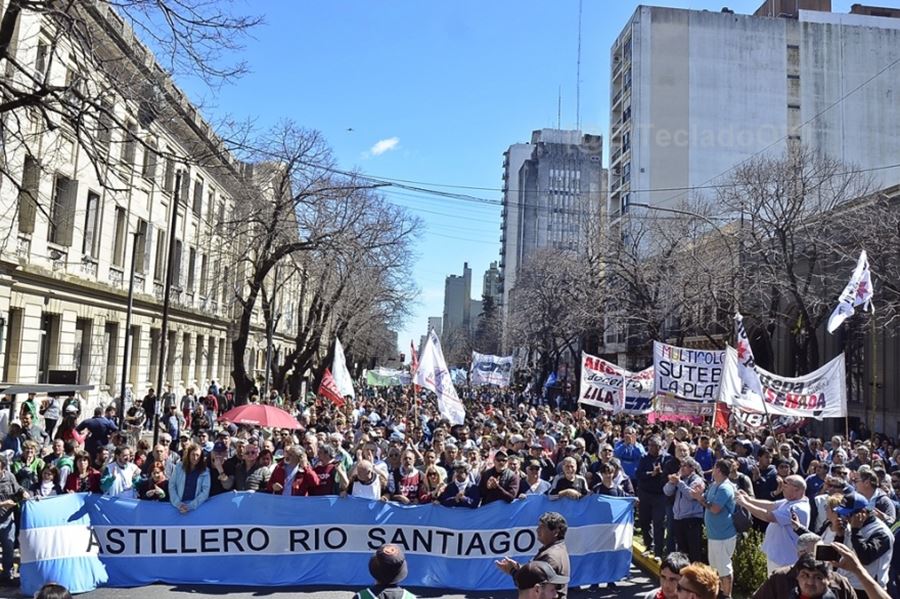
[118,228,144,424]
[153,171,182,446]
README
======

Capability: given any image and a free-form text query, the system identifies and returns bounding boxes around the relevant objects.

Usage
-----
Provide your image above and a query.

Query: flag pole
[870,314,877,434]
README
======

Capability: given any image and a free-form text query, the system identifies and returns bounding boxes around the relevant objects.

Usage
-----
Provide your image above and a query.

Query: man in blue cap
[833,491,893,599]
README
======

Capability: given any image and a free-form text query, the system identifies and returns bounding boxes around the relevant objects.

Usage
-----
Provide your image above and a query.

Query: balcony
[108,267,124,288]
[16,236,30,260]
[80,258,98,278]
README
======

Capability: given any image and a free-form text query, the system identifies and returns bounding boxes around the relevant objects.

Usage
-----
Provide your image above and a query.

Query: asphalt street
[0,565,655,599]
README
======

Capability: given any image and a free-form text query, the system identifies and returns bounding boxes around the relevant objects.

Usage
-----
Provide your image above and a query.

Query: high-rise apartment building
[498,129,605,326]
[442,262,472,346]
[608,1,900,222]
[482,262,501,306]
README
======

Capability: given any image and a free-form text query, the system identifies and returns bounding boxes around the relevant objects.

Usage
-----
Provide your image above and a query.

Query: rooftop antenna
[576,0,583,131]
[557,85,562,130]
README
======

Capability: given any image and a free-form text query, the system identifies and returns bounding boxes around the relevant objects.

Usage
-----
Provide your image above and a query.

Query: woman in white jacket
[169,443,211,514]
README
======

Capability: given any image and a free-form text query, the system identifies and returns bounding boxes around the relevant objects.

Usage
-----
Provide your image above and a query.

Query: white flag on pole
[332,337,355,399]
[733,313,765,399]
[827,250,874,334]
[414,330,465,425]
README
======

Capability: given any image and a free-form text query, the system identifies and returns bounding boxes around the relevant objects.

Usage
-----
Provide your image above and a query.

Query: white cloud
[369,137,399,156]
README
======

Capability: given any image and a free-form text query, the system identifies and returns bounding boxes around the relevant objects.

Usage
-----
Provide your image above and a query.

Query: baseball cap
[834,492,869,518]
[368,544,408,585]
[514,561,569,590]
[213,441,227,454]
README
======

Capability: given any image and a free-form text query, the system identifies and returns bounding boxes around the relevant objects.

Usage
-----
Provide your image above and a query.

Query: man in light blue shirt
[736,474,810,574]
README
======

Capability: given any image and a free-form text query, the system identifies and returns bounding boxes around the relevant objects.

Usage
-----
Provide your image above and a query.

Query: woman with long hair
[169,443,210,513]
[64,451,100,493]
[54,413,85,445]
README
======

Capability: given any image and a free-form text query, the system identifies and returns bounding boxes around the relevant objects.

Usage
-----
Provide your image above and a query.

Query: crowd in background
[0,382,897,599]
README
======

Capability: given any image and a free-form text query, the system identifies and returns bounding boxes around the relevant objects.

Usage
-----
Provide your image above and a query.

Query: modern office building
[498,129,605,331]
[607,1,900,223]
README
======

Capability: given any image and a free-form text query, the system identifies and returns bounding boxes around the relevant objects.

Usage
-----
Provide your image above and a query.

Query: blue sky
[175,0,856,358]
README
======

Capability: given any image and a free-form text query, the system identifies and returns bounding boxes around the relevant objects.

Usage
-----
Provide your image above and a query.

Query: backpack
[732,503,753,533]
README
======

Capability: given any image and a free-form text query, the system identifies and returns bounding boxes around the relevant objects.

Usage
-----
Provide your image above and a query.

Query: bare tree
[718,145,874,373]
[222,122,419,401]
[599,199,738,360]
[0,1,260,198]
[506,247,604,381]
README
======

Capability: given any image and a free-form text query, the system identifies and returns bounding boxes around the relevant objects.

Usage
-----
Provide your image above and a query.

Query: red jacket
[65,469,100,493]
[266,461,319,496]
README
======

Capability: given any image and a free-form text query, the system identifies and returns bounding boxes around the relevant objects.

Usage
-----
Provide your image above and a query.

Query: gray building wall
[608,6,900,220]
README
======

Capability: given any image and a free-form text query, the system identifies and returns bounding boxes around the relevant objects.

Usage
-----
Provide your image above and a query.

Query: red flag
[319,368,345,407]
[714,401,731,431]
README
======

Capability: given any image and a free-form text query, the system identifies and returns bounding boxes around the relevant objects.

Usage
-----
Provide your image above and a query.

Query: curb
[632,538,661,579]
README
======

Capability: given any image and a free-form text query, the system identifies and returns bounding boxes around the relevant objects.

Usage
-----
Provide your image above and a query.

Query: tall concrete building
[482,262,501,306]
[608,1,900,222]
[498,129,605,326]
[442,263,472,346]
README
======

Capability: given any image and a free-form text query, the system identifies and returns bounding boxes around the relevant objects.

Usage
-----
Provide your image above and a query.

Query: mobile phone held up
[815,544,841,562]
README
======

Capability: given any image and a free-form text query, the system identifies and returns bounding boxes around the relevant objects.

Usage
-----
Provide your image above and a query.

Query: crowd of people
[0,381,897,599]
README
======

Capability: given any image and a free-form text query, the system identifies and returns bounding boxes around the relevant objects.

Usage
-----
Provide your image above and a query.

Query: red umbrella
[220,404,302,429]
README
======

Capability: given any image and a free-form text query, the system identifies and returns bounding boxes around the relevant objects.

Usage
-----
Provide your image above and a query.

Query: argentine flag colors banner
[20,493,633,594]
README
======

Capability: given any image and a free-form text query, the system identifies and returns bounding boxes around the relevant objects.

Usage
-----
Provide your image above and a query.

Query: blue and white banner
[20,493,633,594]
[470,352,514,387]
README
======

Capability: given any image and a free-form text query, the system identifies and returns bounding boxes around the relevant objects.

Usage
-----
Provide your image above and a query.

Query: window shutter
[56,178,78,246]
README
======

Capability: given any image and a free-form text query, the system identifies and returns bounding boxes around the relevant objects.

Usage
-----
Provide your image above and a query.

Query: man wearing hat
[515,561,569,599]
[833,492,893,597]
[353,544,415,599]
[478,450,520,505]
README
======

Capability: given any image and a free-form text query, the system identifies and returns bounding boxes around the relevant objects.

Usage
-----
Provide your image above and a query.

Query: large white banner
[578,352,653,414]
[720,347,847,420]
[653,342,724,416]
[470,352,514,387]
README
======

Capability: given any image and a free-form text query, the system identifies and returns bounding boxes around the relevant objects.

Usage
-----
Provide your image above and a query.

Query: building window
[112,206,127,267]
[142,140,158,181]
[134,219,149,274]
[104,321,119,389]
[163,156,175,192]
[34,39,49,79]
[82,191,100,258]
[192,177,203,216]
[97,102,113,156]
[48,174,77,246]
[187,247,196,292]
[154,229,166,282]
[122,121,138,168]
[180,170,190,205]
[172,239,182,288]
[17,155,40,234]
[199,253,208,296]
